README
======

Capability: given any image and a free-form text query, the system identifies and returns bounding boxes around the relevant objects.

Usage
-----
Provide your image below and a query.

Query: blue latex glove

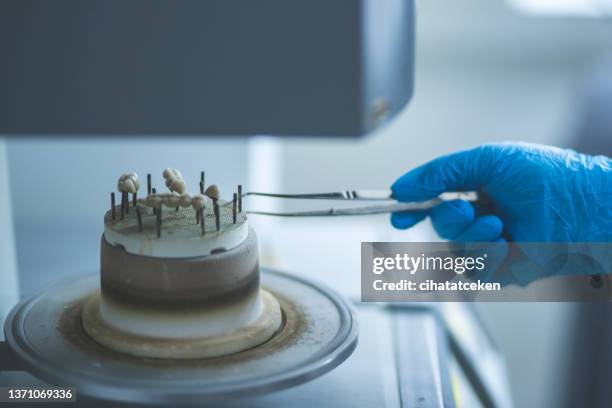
[390,143,612,243]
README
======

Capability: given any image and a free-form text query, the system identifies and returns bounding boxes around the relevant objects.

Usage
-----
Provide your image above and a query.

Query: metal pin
[111,192,116,220]
[125,191,130,214]
[238,185,242,212]
[156,205,162,238]
[136,206,143,232]
[132,192,137,208]
[120,191,126,219]
[147,174,152,195]
[152,188,157,215]
[214,199,220,231]
[196,209,200,224]
[232,193,237,224]
[200,208,205,235]
[200,171,205,194]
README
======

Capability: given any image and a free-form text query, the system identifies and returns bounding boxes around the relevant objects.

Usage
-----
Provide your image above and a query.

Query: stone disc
[4,269,358,406]
[82,289,282,359]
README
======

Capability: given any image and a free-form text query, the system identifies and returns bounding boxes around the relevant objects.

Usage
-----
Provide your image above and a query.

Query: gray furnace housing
[0,0,415,137]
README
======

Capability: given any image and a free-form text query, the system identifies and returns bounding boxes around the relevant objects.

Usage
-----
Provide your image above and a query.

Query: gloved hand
[390,142,612,243]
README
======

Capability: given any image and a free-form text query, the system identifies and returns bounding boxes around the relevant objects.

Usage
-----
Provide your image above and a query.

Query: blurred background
[3,0,612,406]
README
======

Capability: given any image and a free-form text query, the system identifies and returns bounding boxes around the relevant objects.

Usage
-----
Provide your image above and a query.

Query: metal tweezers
[243,190,479,217]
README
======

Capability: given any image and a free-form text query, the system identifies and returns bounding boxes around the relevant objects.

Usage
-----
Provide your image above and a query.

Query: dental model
[116,172,141,218]
[144,192,210,211]
[109,169,242,243]
[192,194,207,210]
[117,172,140,194]
[163,168,186,194]
[204,184,220,200]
